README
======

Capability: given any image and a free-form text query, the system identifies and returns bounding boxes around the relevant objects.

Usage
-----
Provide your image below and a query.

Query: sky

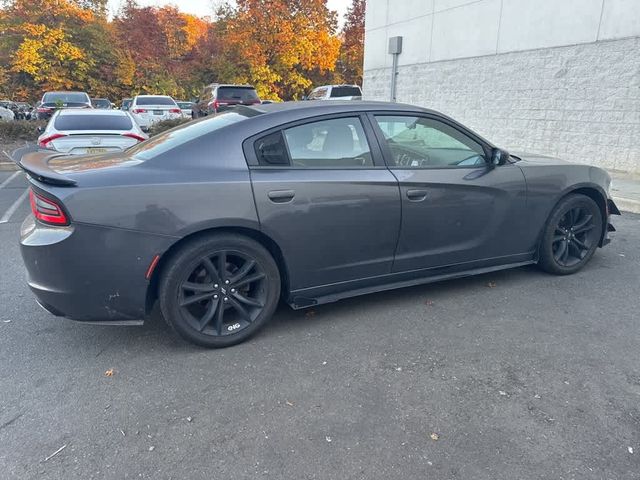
[108,0,350,26]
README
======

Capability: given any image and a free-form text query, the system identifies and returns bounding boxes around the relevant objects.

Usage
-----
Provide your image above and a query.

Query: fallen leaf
[430,433,439,441]
[148,446,155,452]
[187,416,193,422]
[499,390,507,396]
[424,300,434,306]
[487,281,497,288]
[285,401,294,407]
[325,436,332,443]
[628,446,634,454]
[104,368,115,377]
[305,310,316,318]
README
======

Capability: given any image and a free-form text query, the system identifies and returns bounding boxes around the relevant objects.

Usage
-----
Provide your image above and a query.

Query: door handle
[268,190,295,203]
[406,189,428,201]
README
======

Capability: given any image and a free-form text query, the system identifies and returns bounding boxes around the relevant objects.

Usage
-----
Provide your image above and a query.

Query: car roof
[135,95,173,98]
[43,91,88,95]
[313,84,361,89]
[57,109,129,116]
[246,100,431,115]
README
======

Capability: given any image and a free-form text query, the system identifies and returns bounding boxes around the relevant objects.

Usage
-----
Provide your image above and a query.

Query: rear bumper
[20,215,173,322]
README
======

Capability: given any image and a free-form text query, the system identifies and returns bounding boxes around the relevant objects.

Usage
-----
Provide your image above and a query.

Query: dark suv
[36,91,92,120]
[193,84,261,118]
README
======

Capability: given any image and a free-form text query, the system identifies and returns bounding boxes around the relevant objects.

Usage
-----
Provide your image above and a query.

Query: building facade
[363,0,640,174]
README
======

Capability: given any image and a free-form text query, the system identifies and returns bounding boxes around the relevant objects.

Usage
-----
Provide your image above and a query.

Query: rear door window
[217,87,259,102]
[136,97,177,106]
[330,86,362,98]
[54,114,133,131]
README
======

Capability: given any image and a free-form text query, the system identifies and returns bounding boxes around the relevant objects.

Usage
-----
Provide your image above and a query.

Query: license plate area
[86,147,108,153]
[153,110,163,115]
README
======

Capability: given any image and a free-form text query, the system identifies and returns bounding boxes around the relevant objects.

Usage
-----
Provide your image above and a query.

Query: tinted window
[217,87,259,102]
[177,102,193,109]
[42,92,89,104]
[255,132,289,166]
[131,110,258,161]
[330,86,362,97]
[283,117,373,168]
[121,99,132,110]
[92,99,111,108]
[54,114,133,131]
[374,116,485,168]
[136,96,176,106]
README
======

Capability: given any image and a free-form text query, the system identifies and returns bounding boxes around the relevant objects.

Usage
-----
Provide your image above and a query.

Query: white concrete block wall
[363,0,640,174]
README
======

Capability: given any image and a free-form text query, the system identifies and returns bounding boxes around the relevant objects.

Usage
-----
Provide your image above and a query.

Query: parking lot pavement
[0,171,638,480]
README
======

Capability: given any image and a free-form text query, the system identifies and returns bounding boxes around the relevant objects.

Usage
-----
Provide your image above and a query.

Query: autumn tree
[213,0,341,100]
[338,0,365,86]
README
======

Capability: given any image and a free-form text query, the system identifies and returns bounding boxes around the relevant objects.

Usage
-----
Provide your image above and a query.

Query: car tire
[159,233,281,348]
[538,194,603,275]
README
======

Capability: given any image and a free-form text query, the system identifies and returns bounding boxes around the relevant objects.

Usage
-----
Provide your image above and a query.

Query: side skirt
[289,259,536,310]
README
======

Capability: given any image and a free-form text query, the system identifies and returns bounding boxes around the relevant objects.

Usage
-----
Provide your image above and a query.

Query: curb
[612,196,640,214]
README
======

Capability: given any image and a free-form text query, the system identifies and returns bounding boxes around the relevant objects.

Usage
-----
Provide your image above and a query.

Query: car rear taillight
[169,108,181,114]
[38,133,67,148]
[132,108,147,114]
[37,107,52,113]
[29,189,69,225]
[121,133,146,142]
[212,100,219,111]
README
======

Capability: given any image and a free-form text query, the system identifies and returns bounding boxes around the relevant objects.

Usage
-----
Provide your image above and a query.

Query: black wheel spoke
[198,298,219,331]
[233,272,265,288]
[214,301,226,335]
[230,259,255,283]
[574,223,595,234]
[561,240,570,263]
[180,292,214,306]
[229,297,252,322]
[573,214,592,231]
[552,234,565,244]
[572,237,588,250]
[217,252,227,282]
[182,281,214,293]
[233,291,264,308]
[202,257,221,284]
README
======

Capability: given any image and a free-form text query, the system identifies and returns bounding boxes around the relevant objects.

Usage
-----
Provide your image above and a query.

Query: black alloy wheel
[538,194,602,275]
[160,234,280,347]
[551,207,598,267]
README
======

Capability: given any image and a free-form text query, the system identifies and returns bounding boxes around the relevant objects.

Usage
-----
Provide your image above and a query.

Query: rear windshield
[217,87,259,102]
[177,102,193,109]
[54,114,133,131]
[136,96,176,106]
[130,109,260,161]
[43,92,89,104]
[330,86,362,97]
[92,99,111,108]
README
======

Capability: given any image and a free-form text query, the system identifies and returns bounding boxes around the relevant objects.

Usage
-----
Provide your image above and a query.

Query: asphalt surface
[0,168,639,480]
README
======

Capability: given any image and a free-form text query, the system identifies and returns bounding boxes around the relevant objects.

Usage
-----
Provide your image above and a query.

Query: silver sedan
[37,109,148,155]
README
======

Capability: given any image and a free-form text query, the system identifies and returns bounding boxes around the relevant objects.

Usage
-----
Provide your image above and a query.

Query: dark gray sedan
[18,101,619,347]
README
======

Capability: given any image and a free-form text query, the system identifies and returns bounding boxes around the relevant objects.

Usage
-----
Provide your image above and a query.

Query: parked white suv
[129,95,182,131]
[306,85,362,101]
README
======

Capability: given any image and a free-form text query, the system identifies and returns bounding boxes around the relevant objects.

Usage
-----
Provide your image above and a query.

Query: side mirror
[490,148,510,167]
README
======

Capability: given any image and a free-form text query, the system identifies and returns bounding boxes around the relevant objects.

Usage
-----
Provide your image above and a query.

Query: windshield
[330,86,362,97]
[136,96,176,106]
[54,114,133,131]
[217,87,259,102]
[130,109,260,160]
[92,99,111,108]
[43,92,90,104]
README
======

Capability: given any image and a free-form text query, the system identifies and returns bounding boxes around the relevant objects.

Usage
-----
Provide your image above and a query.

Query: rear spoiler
[15,147,77,186]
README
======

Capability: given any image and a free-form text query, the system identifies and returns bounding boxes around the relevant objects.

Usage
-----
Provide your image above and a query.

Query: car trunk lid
[48,132,139,154]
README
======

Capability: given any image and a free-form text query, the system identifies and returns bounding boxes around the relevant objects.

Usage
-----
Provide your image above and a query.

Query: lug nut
[223,297,228,302]
[231,288,236,293]
[213,294,218,299]
[224,280,230,285]
[214,284,218,288]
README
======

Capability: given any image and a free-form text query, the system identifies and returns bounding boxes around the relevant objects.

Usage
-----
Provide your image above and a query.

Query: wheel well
[145,227,290,315]
[537,187,608,257]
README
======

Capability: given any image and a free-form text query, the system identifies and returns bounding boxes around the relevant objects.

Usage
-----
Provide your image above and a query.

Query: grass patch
[0,120,46,141]
[148,117,192,137]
